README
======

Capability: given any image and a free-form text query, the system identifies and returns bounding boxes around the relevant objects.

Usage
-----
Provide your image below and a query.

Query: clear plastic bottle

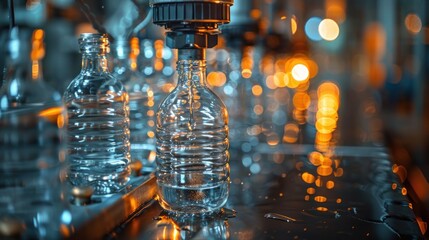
[156,48,230,214]
[111,37,156,171]
[63,33,131,195]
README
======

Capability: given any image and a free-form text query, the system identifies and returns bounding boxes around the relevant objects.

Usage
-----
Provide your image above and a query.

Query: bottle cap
[151,0,232,28]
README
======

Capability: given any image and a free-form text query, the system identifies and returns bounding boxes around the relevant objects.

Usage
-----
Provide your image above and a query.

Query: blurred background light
[318,18,340,41]
[405,13,422,35]
[291,63,310,81]
[305,17,323,41]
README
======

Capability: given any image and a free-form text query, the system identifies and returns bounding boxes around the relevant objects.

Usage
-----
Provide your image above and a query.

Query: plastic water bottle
[156,48,230,214]
[63,33,131,195]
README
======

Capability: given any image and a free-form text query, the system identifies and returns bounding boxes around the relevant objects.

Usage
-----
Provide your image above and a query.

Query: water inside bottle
[156,123,229,214]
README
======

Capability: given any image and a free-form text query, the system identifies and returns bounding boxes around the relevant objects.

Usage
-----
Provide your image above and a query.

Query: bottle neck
[177,48,207,86]
[177,59,207,87]
[81,53,109,73]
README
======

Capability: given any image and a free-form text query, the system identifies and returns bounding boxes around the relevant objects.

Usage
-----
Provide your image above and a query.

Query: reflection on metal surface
[1,0,428,237]
[0,218,25,238]
[71,186,94,206]
[416,217,428,235]
[114,146,423,239]
[152,209,233,240]
[69,175,156,239]
[256,152,422,238]
[292,80,342,212]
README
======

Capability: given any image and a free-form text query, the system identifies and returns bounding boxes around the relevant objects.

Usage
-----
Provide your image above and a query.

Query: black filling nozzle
[150,0,233,49]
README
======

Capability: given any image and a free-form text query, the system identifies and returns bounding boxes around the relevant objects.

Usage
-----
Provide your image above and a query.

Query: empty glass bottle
[63,33,131,195]
[156,48,230,214]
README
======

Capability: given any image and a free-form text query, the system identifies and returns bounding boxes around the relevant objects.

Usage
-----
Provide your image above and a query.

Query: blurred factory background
[0,0,428,234]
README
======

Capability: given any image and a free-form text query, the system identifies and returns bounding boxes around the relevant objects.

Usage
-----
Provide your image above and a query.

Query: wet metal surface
[69,174,157,239]
[112,146,423,239]
[107,83,423,239]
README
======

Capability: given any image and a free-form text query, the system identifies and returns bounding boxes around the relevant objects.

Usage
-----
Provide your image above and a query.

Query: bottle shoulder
[64,72,127,101]
[157,86,228,126]
[160,85,225,105]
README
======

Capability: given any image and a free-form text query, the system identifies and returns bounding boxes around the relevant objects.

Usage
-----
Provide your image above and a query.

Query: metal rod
[8,0,15,31]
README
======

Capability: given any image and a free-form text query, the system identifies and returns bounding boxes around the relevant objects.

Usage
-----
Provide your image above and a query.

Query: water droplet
[186,131,196,140]
[264,213,300,222]
[334,211,341,219]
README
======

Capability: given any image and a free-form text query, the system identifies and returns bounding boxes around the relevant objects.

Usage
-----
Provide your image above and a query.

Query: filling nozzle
[150,0,233,49]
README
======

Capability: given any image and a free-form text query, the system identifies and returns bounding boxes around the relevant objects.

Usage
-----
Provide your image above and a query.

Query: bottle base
[157,181,229,215]
[158,202,222,215]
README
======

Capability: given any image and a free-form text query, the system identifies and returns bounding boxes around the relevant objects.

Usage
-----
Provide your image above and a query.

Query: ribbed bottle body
[63,34,130,195]
[156,59,230,214]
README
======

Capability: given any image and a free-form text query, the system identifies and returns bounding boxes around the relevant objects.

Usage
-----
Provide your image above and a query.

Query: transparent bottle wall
[0,0,428,237]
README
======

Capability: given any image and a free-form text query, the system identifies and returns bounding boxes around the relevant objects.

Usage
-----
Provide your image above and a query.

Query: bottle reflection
[153,211,230,240]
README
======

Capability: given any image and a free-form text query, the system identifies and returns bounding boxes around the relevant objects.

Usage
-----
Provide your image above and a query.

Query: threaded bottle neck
[78,33,110,55]
[177,59,207,87]
[78,34,110,73]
